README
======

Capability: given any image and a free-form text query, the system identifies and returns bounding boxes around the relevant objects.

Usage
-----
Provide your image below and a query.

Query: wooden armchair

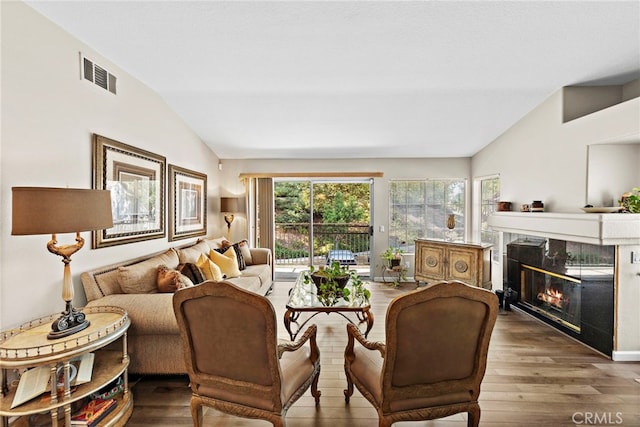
[173,281,321,427]
[344,280,498,427]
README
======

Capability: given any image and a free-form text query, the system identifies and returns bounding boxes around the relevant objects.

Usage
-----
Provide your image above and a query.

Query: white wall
[472,90,640,213]
[587,143,640,207]
[0,2,222,329]
[471,88,640,355]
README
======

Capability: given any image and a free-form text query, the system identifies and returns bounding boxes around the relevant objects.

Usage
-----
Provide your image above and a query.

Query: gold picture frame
[92,134,166,248]
[168,164,207,241]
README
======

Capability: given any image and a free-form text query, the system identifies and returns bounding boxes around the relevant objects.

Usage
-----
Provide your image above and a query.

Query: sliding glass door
[274,179,372,279]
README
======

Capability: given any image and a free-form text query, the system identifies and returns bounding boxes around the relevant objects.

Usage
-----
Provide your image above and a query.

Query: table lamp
[12,187,113,339]
[220,197,245,240]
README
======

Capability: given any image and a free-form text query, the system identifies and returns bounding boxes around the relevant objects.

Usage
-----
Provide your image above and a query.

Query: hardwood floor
[127,281,640,426]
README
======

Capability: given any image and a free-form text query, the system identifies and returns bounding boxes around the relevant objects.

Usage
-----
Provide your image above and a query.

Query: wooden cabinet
[1,307,132,427]
[415,239,492,289]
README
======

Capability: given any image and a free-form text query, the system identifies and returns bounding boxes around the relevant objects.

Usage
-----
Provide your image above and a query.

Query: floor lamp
[220,196,245,240]
[12,187,113,339]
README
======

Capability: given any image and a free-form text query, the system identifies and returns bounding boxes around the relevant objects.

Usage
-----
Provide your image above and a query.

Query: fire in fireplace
[520,264,581,332]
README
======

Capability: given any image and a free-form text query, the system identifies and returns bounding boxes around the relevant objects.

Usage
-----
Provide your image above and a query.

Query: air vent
[80,54,117,94]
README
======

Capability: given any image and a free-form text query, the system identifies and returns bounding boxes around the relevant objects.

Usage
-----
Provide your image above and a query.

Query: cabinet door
[447,248,478,285]
[417,244,446,281]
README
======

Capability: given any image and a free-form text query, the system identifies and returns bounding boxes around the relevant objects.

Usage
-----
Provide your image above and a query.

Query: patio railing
[275,223,371,266]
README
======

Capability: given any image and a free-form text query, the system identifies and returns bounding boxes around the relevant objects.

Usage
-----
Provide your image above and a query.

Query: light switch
[379,225,385,232]
[632,251,640,264]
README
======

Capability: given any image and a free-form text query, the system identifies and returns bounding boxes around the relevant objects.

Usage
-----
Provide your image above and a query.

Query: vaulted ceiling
[26,1,640,159]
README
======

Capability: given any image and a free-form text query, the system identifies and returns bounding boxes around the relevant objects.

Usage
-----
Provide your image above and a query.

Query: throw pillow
[117,249,179,294]
[236,239,253,265]
[157,265,194,293]
[196,254,224,282]
[209,248,242,278]
[233,243,247,270]
[178,263,205,285]
[176,273,194,289]
[176,240,211,264]
[215,244,246,270]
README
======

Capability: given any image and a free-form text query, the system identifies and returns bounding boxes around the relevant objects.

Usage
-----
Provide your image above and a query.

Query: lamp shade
[220,196,245,214]
[12,187,113,235]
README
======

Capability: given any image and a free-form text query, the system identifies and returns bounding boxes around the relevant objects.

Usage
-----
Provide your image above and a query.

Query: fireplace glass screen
[520,265,581,332]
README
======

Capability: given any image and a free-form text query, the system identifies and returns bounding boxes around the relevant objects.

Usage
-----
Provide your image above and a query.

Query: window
[480,176,500,261]
[389,179,466,252]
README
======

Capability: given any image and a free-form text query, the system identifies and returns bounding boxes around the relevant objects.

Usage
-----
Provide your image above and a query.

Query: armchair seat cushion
[350,346,384,405]
[194,345,315,413]
[280,346,315,404]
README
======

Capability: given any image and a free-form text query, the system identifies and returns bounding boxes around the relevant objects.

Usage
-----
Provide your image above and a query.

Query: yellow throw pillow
[209,248,242,278]
[196,254,224,282]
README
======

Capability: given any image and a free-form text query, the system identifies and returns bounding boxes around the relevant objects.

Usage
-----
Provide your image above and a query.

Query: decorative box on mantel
[488,211,640,362]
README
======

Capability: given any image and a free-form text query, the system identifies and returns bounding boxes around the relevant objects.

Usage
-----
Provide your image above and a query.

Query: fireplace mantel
[488,212,640,246]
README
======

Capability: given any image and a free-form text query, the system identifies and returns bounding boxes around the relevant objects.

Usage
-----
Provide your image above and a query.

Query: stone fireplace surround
[488,212,640,361]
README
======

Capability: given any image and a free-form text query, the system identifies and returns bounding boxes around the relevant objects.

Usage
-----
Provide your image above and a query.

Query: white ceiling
[26,1,640,159]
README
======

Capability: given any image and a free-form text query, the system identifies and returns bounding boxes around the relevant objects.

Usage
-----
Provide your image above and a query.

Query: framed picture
[92,134,166,248]
[168,164,207,241]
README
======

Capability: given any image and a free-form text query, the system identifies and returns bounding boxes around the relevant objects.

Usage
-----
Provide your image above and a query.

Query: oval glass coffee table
[284,272,374,340]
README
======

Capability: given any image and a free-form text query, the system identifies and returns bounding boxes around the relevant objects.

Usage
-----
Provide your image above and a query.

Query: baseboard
[611,350,640,361]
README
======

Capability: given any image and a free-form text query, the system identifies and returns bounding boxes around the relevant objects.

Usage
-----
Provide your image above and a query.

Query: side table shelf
[0,307,132,427]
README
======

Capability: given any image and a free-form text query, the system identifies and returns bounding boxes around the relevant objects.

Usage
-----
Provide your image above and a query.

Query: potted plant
[303,261,350,306]
[343,270,371,305]
[381,247,404,269]
[619,187,640,213]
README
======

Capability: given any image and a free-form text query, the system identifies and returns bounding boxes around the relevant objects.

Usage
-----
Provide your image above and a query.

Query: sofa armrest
[250,248,272,265]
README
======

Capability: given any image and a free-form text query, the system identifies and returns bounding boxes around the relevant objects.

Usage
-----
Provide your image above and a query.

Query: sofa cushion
[178,263,205,285]
[225,276,263,294]
[243,264,272,286]
[209,248,242,278]
[197,254,224,282]
[118,249,179,294]
[176,240,211,264]
[86,294,179,335]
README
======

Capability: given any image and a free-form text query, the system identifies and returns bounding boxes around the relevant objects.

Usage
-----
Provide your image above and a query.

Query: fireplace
[520,264,581,332]
[507,237,614,356]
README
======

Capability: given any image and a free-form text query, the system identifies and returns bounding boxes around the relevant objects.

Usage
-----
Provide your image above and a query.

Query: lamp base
[47,305,90,340]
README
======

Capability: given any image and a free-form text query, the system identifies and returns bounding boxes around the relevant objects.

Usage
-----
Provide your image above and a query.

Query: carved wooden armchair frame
[173,281,321,427]
[344,280,498,427]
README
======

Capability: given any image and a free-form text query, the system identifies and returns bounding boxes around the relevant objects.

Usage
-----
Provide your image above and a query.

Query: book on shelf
[70,398,117,426]
[10,353,95,408]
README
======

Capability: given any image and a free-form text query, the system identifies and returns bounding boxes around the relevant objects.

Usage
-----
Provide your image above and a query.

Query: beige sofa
[80,237,273,374]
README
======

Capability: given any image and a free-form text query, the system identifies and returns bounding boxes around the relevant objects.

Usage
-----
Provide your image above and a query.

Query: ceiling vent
[80,53,117,94]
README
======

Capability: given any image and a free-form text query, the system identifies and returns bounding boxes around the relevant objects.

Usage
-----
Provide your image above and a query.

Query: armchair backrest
[382,281,498,408]
[173,281,283,408]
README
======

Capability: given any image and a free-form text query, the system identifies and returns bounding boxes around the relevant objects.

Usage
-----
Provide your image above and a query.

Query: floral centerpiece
[303,261,370,306]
